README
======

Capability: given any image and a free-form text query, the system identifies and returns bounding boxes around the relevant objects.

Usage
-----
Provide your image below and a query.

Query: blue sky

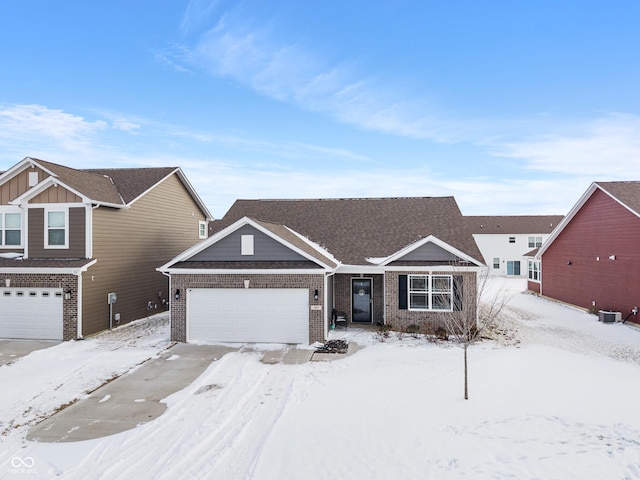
[1,1,639,218]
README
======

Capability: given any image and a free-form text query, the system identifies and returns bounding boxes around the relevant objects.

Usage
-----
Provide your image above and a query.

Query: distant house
[0,157,212,340]
[159,197,485,344]
[466,216,563,277]
[535,181,640,324]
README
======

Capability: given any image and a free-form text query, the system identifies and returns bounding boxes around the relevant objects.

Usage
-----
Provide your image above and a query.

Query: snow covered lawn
[2,280,640,479]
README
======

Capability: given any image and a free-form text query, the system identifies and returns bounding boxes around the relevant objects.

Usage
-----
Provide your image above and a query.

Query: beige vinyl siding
[82,174,207,336]
[0,166,49,204]
[27,207,86,258]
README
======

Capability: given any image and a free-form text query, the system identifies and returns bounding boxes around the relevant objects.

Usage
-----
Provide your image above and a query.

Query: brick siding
[170,273,325,343]
[2,273,79,340]
[385,270,477,331]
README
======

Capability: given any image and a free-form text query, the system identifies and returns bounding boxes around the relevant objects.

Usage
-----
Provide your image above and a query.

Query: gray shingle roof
[0,258,95,268]
[212,197,484,266]
[86,167,177,204]
[35,159,124,205]
[30,158,178,206]
[597,181,640,216]
[465,215,564,234]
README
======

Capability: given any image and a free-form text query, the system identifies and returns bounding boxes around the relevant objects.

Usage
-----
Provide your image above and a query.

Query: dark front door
[352,278,372,323]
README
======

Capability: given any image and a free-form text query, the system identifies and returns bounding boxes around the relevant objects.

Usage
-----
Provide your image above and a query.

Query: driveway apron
[0,339,59,367]
[27,343,237,443]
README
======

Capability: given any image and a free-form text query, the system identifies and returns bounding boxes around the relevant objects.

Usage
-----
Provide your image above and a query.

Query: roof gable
[377,235,483,266]
[211,197,484,266]
[596,181,640,217]
[160,217,336,271]
[190,224,309,263]
[0,158,212,218]
[538,181,640,257]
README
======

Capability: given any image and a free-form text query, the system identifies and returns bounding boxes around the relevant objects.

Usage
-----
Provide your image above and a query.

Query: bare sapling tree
[443,268,511,400]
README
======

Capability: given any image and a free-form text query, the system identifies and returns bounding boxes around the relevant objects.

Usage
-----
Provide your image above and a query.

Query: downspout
[76,270,83,338]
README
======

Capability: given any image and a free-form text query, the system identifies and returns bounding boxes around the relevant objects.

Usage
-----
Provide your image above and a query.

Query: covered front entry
[187,288,310,344]
[352,278,373,323]
[0,288,64,340]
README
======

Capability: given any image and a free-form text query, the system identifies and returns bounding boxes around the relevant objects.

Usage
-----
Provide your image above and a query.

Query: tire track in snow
[64,351,297,480]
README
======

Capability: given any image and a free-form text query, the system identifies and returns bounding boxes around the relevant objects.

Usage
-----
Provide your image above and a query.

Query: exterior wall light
[314,289,319,300]
[175,289,180,300]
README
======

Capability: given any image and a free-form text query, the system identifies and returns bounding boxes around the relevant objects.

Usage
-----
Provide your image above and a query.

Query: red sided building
[535,181,640,324]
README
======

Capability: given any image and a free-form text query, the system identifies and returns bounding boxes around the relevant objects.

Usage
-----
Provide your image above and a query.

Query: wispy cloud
[177,2,475,143]
[0,103,602,218]
[180,0,223,37]
[0,103,370,170]
[493,113,640,178]
[0,104,107,151]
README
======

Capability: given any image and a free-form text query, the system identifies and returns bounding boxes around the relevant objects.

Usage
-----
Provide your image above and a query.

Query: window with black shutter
[398,275,408,310]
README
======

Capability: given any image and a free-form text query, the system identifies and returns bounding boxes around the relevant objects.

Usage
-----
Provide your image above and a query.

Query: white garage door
[0,288,64,340]
[188,288,309,344]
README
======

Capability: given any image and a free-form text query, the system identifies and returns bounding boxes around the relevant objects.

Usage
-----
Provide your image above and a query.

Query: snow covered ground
[2,279,640,479]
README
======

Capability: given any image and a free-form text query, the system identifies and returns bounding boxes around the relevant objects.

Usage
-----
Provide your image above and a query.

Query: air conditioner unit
[598,311,621,323]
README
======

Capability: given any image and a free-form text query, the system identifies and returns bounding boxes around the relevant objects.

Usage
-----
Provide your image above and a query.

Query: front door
[352,278,372,323]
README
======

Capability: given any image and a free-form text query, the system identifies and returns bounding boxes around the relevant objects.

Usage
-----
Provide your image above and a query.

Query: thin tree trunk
[464,344,468,400]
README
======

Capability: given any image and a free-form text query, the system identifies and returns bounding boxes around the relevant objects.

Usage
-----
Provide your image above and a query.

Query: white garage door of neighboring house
[188,288,309,344]
[0,288,64,340]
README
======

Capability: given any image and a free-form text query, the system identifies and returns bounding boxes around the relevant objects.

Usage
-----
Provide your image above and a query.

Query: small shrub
[406,324,420,338]
[375,323,393,342]
[588,306,599,315]
[435,326,449,341]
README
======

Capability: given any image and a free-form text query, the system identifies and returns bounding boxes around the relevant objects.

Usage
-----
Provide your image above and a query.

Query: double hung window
[408,275,453,311]
[528,236,542,248]
[0,212,22,246]
[46,209,68,248]
[528,260,541,281]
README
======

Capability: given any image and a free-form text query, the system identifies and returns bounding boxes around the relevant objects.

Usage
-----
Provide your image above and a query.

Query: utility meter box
[107,292,117,305]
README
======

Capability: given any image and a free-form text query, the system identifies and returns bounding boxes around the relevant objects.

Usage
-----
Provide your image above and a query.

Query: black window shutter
[399,275,408,310]
[453,275,463,311]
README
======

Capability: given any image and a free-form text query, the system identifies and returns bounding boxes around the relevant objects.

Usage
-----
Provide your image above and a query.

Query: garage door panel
[188,288,309,344]
[0,289,64,340]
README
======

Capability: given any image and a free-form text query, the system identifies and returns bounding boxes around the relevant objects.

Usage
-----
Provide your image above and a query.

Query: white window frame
[528,259,541,282]
[408,274,453,312]
[44,207,69,249]
[528,236,542,248]
[492,257,500,269]
[0,209,23,247]
[198,221,207,239]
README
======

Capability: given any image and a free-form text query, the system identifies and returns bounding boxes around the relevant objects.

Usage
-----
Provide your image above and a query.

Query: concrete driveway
[27,343,238,443]
[0,339,60,367]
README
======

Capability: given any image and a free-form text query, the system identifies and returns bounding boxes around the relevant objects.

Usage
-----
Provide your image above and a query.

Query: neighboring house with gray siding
[159,197,485,344]
[0,157,211,340]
